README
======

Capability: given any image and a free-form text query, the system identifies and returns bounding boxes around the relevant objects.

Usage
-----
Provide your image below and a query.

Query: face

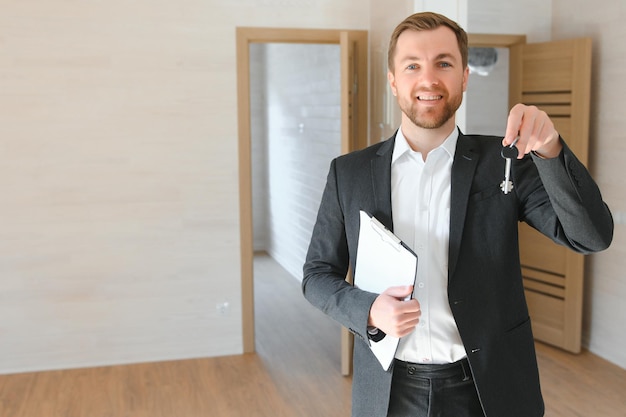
[388,26,469,131]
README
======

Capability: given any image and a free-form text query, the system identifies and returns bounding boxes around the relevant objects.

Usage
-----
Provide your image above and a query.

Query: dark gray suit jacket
[302,131,613,417]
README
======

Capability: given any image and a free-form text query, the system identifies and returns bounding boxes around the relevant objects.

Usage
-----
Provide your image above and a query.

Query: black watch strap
[367,326,386,342]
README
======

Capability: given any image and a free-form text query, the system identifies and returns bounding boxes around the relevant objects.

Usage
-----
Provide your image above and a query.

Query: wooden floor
[0,253,624,416]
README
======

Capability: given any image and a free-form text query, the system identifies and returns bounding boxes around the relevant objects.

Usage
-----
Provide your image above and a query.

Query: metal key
[500,137,519,194]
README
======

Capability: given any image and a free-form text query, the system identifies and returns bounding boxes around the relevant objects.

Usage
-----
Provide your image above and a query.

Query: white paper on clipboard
[354,210,418,371]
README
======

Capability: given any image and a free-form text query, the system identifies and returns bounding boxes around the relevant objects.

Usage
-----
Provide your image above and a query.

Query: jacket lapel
[449,133,479,281]
[371,137,395,231]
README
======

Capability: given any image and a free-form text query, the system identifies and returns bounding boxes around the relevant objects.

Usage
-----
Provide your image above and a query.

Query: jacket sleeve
[520,139,613,253]
[302,158,378,344]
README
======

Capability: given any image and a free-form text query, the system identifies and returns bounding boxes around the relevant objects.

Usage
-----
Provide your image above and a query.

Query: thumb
[383,285,414,300]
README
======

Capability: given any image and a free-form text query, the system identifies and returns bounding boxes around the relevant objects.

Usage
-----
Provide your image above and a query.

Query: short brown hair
[388,12,468,72]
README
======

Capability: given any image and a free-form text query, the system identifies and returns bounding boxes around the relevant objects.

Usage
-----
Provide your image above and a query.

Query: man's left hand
[503,103,562,159]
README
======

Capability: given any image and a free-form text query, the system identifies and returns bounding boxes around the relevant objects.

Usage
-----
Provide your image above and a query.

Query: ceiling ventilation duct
[468,47,498,76]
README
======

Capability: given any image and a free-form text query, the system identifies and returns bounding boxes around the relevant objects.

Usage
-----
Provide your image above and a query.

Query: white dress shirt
[391,127,467,364]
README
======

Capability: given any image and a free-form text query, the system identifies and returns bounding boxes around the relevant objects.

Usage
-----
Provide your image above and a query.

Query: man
[302,11,613,417]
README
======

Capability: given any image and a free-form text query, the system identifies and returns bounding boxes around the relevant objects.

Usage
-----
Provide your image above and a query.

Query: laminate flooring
[0,253,623,416]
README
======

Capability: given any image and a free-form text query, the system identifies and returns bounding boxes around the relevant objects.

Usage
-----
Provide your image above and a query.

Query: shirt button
[418,282,425,288]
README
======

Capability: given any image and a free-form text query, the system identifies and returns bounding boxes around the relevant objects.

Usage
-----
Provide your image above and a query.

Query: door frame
[236,27,368,353]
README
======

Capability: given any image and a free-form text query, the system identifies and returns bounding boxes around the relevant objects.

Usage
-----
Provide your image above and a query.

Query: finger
[396,322,419,338]
[503,104,524,146]
[383,285,414,300]
[518,105,550,158]
[397,299,421,314]
[402,317,421,331]
[524,112,547,157]
[397,311,421,328]
[533,121,557,154]
[389,315,420,337]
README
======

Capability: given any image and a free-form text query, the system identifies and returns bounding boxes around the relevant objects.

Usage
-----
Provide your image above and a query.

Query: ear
[462,66,470,92]
[387,70,397,97]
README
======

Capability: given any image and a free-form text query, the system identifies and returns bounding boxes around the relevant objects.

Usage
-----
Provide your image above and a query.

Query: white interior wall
[251,43,341,281]
[464,47,509,136]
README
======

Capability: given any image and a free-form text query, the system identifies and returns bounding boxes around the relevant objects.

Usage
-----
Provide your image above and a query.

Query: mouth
[417,94,443,101]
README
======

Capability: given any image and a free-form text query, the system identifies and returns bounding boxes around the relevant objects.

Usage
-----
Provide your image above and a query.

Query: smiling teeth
[418,95,442,100]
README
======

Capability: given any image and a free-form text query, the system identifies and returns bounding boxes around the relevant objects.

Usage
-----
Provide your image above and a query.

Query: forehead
[394,26,461,61]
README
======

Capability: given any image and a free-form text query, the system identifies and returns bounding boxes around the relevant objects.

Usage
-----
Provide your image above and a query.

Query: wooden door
[509,38,593,353]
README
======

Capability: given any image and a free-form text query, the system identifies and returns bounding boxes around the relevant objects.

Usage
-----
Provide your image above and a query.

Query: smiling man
[389,25,467,137]
[302,12,613,417]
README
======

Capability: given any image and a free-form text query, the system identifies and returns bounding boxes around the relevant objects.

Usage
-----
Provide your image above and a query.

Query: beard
[399,87,463,129]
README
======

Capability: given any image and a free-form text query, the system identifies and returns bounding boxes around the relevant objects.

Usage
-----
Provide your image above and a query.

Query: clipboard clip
[369,216,402,252]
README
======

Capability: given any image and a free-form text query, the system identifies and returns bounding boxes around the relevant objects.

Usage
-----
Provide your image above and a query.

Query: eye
[439,62,452,68]
[406,64,418,70]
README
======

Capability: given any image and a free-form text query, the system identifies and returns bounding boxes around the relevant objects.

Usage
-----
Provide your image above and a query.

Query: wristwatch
[367,326,386,342]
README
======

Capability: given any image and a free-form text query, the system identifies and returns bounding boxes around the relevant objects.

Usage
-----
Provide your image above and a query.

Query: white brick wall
[251,43,341,281]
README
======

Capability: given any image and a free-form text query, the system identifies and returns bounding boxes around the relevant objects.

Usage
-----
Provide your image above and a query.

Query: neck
[401,116,456,159]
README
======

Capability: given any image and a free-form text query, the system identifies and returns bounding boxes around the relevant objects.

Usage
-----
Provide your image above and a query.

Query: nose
[418,66,440,87]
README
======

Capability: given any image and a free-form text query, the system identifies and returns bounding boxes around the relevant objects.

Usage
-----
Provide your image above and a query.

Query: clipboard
[354,210,418,370]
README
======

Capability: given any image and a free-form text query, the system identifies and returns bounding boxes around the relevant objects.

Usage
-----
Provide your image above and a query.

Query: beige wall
[551,0,626,368]
[0,0,368,373]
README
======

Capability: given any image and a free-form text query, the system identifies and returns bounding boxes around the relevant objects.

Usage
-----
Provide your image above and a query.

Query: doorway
[236,27,368,353]
[249,42,342,279]
[249,41,342,360]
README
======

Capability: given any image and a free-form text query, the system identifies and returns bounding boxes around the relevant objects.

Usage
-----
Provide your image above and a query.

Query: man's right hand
[368,285,421,338]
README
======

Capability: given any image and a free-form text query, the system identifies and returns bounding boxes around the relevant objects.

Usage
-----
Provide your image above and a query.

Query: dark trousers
[387,358,485,417]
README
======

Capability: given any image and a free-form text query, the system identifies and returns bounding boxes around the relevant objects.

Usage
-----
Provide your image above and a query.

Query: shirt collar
[392,127,459,164]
